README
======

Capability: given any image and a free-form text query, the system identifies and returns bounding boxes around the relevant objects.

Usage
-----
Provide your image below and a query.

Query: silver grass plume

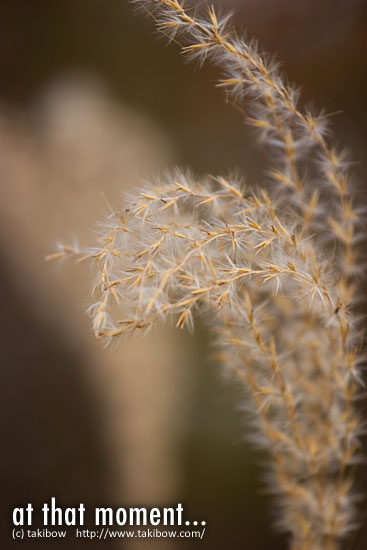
[48,2,365,549]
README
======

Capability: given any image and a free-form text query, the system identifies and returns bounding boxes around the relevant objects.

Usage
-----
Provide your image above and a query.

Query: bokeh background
[0,1,365,549]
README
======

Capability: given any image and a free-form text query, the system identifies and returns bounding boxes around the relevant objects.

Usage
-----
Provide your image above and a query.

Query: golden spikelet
[49,2,364,549]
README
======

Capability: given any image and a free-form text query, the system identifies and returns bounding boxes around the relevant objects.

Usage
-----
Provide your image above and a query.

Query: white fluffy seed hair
[49,2,365,549]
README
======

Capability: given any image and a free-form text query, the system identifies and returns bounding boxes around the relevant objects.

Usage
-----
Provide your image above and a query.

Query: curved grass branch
[48,3,364,549]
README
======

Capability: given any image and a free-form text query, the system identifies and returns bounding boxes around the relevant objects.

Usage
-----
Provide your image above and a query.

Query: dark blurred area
[0,1,365,549]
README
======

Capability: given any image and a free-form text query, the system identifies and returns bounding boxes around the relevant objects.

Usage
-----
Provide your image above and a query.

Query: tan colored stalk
[48,2,364,549]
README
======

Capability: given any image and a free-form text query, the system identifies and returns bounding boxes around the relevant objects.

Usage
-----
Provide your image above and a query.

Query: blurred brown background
[0,1,365,549]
